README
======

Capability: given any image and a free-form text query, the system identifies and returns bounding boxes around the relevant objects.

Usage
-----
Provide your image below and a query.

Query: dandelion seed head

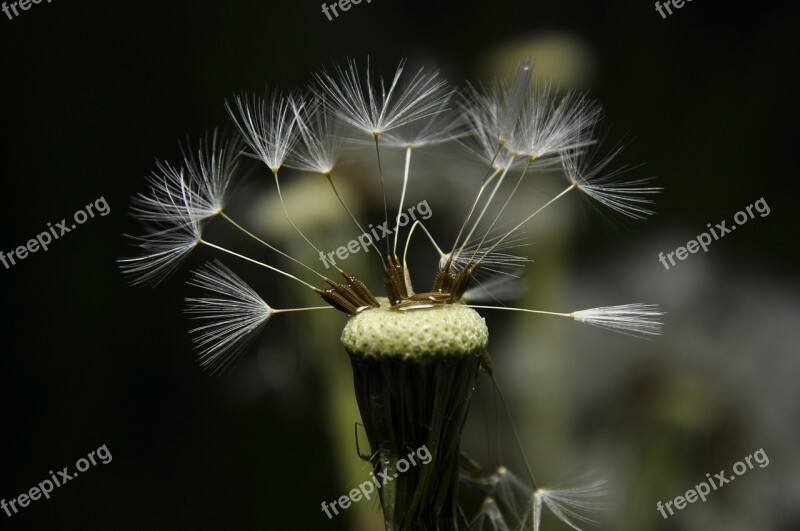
[123,57,664,529]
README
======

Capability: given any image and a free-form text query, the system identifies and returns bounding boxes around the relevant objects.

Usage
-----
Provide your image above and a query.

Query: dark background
[1,1,797,530]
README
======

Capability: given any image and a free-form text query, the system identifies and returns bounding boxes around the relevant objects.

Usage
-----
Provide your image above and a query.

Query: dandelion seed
[561,141,661,220]
[228,90,333,257]
[314,58,451,137]
[468,497,510,531]
[535,480,609,531]
[469,467,607,531]
[186,260,274,375]
[506,78,601,159]
[286,96,346,175]
[467,302,664,338]
[186,260,332,375]
[181,131,241,218]
[119,217,201,286]
[571,303,665,337]
[459,89,519,171]
[226,89,299,172]
[485,57,533,146]
[130,131,239,224]
[382,91,463,148]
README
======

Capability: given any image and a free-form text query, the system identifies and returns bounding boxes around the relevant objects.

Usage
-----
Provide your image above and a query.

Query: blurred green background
[0,1,797,530]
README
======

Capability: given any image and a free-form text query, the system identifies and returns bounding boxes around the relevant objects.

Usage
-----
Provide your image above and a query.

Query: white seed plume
[561,143,661,220]
[468,497,510,531]
[486,57,533,145]
[119,217,201,286]
[314,58,451,137]
[469,467,608,531]
[445,230,530,274]
[506,78,601,159]
[286,96,346,175]
[459,88,518,170]
[130,131,239,224]
[186,260,273,375]
[382,91,464,148]
[226,89,299,172]
[571,303,664,337]
[533,481,609,531]
[181,131,241,218]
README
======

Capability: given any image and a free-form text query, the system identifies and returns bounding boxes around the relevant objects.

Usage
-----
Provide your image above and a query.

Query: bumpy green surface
[341,297,488,358]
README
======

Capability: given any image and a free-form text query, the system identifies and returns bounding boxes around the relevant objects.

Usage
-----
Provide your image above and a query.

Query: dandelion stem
[393,146,413,257]
[199,239,318,290]
[485,370,539,490]
[220,212,334,279]
[455,161,515,264]
[273,306,335,314]
[465,305,572,318]
[325,172,387,267]
[272,170,325,256]
[402,220,445,268]
[373,133,390,258]
[446,164,503,270]
[468,156,535,263]
[476,183,576,266]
